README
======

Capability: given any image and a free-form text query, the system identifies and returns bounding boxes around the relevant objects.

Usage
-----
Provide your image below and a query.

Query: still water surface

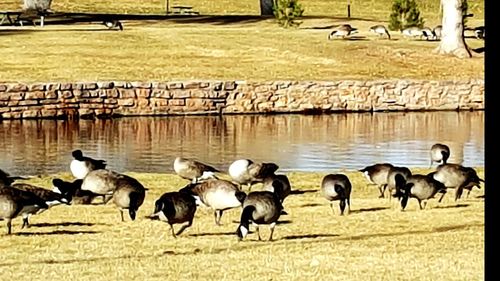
[0,111,484,176]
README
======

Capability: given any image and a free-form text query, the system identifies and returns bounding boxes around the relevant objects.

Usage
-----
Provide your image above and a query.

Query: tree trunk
[23,0,52,11]
[434,0,471,58]
[260,0,275,16]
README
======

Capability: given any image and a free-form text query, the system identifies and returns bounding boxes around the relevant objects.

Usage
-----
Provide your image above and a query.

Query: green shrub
[273,0,305,28]
[388,0,425,31]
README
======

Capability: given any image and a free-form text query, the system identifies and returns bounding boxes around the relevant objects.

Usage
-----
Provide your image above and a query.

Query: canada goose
[149,191,197,238]
[179,179,246,226]
[111,175,147,221]
[429,143,450,168]
[474,26,485,39]
[385,166,412,201]
[236,189,283,241]
[328,24,358,40]
[420,27,435,40]
[369,25,391,39]
[401,27,430,40]
[320,174,352,215]
[173,157,220,183]
[102,20,123,31]
[433,25,442,40]
[393,173,447,210]
[261,174,291,203]
[430,164,483,202]
[70,150,107,180]
[10,183,70,228]
[80,169,122,203]
[359,163,394,198]
[0,185,49,234]
[52,178,101,205]
[228,159,279,190]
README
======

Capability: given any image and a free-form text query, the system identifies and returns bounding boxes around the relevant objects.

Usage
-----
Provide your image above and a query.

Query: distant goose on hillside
[173,157,220,183]
[103,19,123,31]
[328,24,358,39]
[369,25,391,39]
[70,150,107,180]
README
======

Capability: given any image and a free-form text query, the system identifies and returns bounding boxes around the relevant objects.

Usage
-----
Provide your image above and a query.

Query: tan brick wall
[0,80,484,119]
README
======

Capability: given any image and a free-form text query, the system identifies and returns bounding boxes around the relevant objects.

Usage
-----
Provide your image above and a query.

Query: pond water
[0,111,484,176]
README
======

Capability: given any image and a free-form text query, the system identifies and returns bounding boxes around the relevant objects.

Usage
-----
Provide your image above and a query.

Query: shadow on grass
[297,203,322,208]
[349,206,389,214]
[230,219,292,225]
[434,203,470,209]
[282,233,339,240]
[290,189,317,195]
[189,231,236,237]
[12,230,100,236]
[28,222,106,227]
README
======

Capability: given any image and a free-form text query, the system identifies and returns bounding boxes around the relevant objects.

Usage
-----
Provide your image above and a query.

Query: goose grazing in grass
[70,150,107,180]
[429,143,450,168]
[102,19,123,30]
[369,25,391,39]
[393,174,447,211]
[401,26,428,39]
[236,186,284,241]
[228,159,279,190]
[80,169,147,220]
[359,163,394,198]
[111,175,147,222]
[321,174,352,215]
[261,174,291,203]
[149,191,197,238]
[430,163,483,202]
[179,179,246,226]
[385,166,412,201]
[173,157,220,183]
[328,24,358,40]
[0,184,49,234]
[52,178,101,205]
[10,183,71,228]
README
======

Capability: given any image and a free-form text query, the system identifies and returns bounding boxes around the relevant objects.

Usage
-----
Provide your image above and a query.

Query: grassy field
[0,168,484,280]
[0,0,485,83]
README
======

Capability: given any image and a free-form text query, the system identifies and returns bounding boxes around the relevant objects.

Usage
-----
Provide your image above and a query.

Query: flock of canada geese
[0,143,484,240]
[328,23,486,41]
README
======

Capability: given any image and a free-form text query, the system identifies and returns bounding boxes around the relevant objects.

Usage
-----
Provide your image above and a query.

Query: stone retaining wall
[0,80,484,119]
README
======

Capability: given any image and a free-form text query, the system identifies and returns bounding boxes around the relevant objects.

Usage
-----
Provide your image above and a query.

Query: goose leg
[255,225,261,241]
[346,197,351,215]
[176,220,193,236]
[339,200,346,216]
[169,224,176,238]
[214,210,223,226]
[6,219,12,234]
[21,214,30,229]
[455,187,464,202]
[268,222,276,241]
[438,191,446,203]
[120,210,125,222]
[378,185,385,198]
[418,200,423,210]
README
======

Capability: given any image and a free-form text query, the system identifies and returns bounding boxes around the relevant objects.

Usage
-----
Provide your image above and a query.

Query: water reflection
[0,111,484,175]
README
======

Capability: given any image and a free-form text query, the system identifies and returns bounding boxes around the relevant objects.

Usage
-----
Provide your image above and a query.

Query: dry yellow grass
[1,168,484,281]
[0,0,485,83]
